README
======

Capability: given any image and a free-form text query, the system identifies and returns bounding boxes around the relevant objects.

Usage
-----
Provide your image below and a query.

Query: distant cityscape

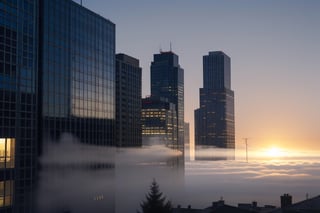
[1,0,317,213]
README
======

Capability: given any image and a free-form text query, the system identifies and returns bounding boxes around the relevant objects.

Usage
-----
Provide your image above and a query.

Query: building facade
[38,1,116,212]
[1,0,116,212]
[194,51,235,149]
[39,0,115,148]
[0,0,39,212]
[116,53,142,147]
[141,97,177,148]
[150,51,184,152]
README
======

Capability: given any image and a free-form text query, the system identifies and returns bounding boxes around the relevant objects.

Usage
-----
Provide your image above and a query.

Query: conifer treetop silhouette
[138,179,172,213]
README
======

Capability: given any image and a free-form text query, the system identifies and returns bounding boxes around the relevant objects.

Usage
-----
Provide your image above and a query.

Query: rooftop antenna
[159,44,162,53]
[243,138,249,162]
[170,42,172,52]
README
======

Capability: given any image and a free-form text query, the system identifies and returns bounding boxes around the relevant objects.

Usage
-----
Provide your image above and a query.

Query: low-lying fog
[36,134,320,212]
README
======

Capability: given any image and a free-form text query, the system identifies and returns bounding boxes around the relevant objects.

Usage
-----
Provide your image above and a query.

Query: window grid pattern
[141,98,178,148]
[195,52,235,149]
[41,0,115,146]
[150,52,184,152]
[0,0,38,212]
[116,54,142,147]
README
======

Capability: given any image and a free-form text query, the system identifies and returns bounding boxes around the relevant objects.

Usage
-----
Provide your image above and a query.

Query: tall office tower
[38,1,116,212]
[39,0,115,147]
[116,54,142,147]
[150,51,184,152]
[141,97,177,148]
[195,51,235,148]
[0,1,38,212]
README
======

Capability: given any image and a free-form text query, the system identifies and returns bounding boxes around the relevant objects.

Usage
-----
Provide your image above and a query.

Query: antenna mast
[243,138,249,162]
[170,42,172,52]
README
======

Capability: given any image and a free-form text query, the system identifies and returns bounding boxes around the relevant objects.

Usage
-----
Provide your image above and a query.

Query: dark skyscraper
[195,51,235,149]
[150,51,184,152]
[0,0,38,212]
[116,54,142,147]
[1,0,116,212]
[39,0,115,147]
[38,1,116,212]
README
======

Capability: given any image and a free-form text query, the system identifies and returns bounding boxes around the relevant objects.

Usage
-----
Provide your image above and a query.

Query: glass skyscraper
[38,1,116,211]
[195,51,235,149]
[0,0,38,212]
[38,1,116,212]
[150,51,184,152]
[116,53,142,147]
[39,0,115,147]
[1,0,116,212]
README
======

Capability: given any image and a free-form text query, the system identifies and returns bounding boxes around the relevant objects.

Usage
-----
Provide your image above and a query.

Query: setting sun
[265,147,286,158]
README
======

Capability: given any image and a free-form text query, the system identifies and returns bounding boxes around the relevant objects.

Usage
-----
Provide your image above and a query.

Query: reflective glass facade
[150,51,184,152]
[0,0,38,212]
[1,0,116,212]
[195,51,235,149]
[116,54,142,147]
[40,0,115,147]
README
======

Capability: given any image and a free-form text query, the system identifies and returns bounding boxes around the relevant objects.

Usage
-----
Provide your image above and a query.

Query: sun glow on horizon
[261,146,298,158]
[264,147,287,158]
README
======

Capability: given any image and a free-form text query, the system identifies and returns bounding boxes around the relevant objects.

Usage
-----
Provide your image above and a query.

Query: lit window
[0,138,15,169]
[0,180,13,207]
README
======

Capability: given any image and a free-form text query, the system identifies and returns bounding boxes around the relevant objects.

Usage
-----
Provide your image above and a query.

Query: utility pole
[243,138,249,162]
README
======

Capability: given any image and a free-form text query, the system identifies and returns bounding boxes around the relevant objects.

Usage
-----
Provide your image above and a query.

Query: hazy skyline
[81,0,320,150]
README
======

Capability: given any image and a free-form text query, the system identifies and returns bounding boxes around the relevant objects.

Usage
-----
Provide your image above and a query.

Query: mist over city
[0,0,320,212]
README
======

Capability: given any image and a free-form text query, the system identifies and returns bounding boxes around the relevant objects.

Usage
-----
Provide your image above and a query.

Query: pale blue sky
[80,0,320,149]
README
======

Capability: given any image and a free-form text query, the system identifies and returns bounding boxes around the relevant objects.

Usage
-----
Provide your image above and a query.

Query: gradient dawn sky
[80,0,320,150]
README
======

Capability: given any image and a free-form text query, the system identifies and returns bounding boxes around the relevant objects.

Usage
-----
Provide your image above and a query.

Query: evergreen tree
[138,179,172,213]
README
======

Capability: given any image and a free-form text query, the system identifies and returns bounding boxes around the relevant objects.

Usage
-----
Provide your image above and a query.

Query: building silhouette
[116,53,142,147]
[195,51,235,149]
[141,96,177,147]
[271,194,320,213]
[150,51,184,152]
[1,0,116,212]
[280,194,292,209]
[173,200,253,213]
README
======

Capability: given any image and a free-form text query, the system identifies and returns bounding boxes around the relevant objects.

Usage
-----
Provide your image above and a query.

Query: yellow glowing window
[0,138,15,169]
[0,180,13,207]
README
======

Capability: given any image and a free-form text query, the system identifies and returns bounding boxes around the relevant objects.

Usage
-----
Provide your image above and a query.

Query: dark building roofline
[116,53,140,66]
[70,0,115,26]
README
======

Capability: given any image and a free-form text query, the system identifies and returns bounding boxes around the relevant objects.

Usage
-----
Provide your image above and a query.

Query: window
[0,181,13,207]
[0,138,15,168]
